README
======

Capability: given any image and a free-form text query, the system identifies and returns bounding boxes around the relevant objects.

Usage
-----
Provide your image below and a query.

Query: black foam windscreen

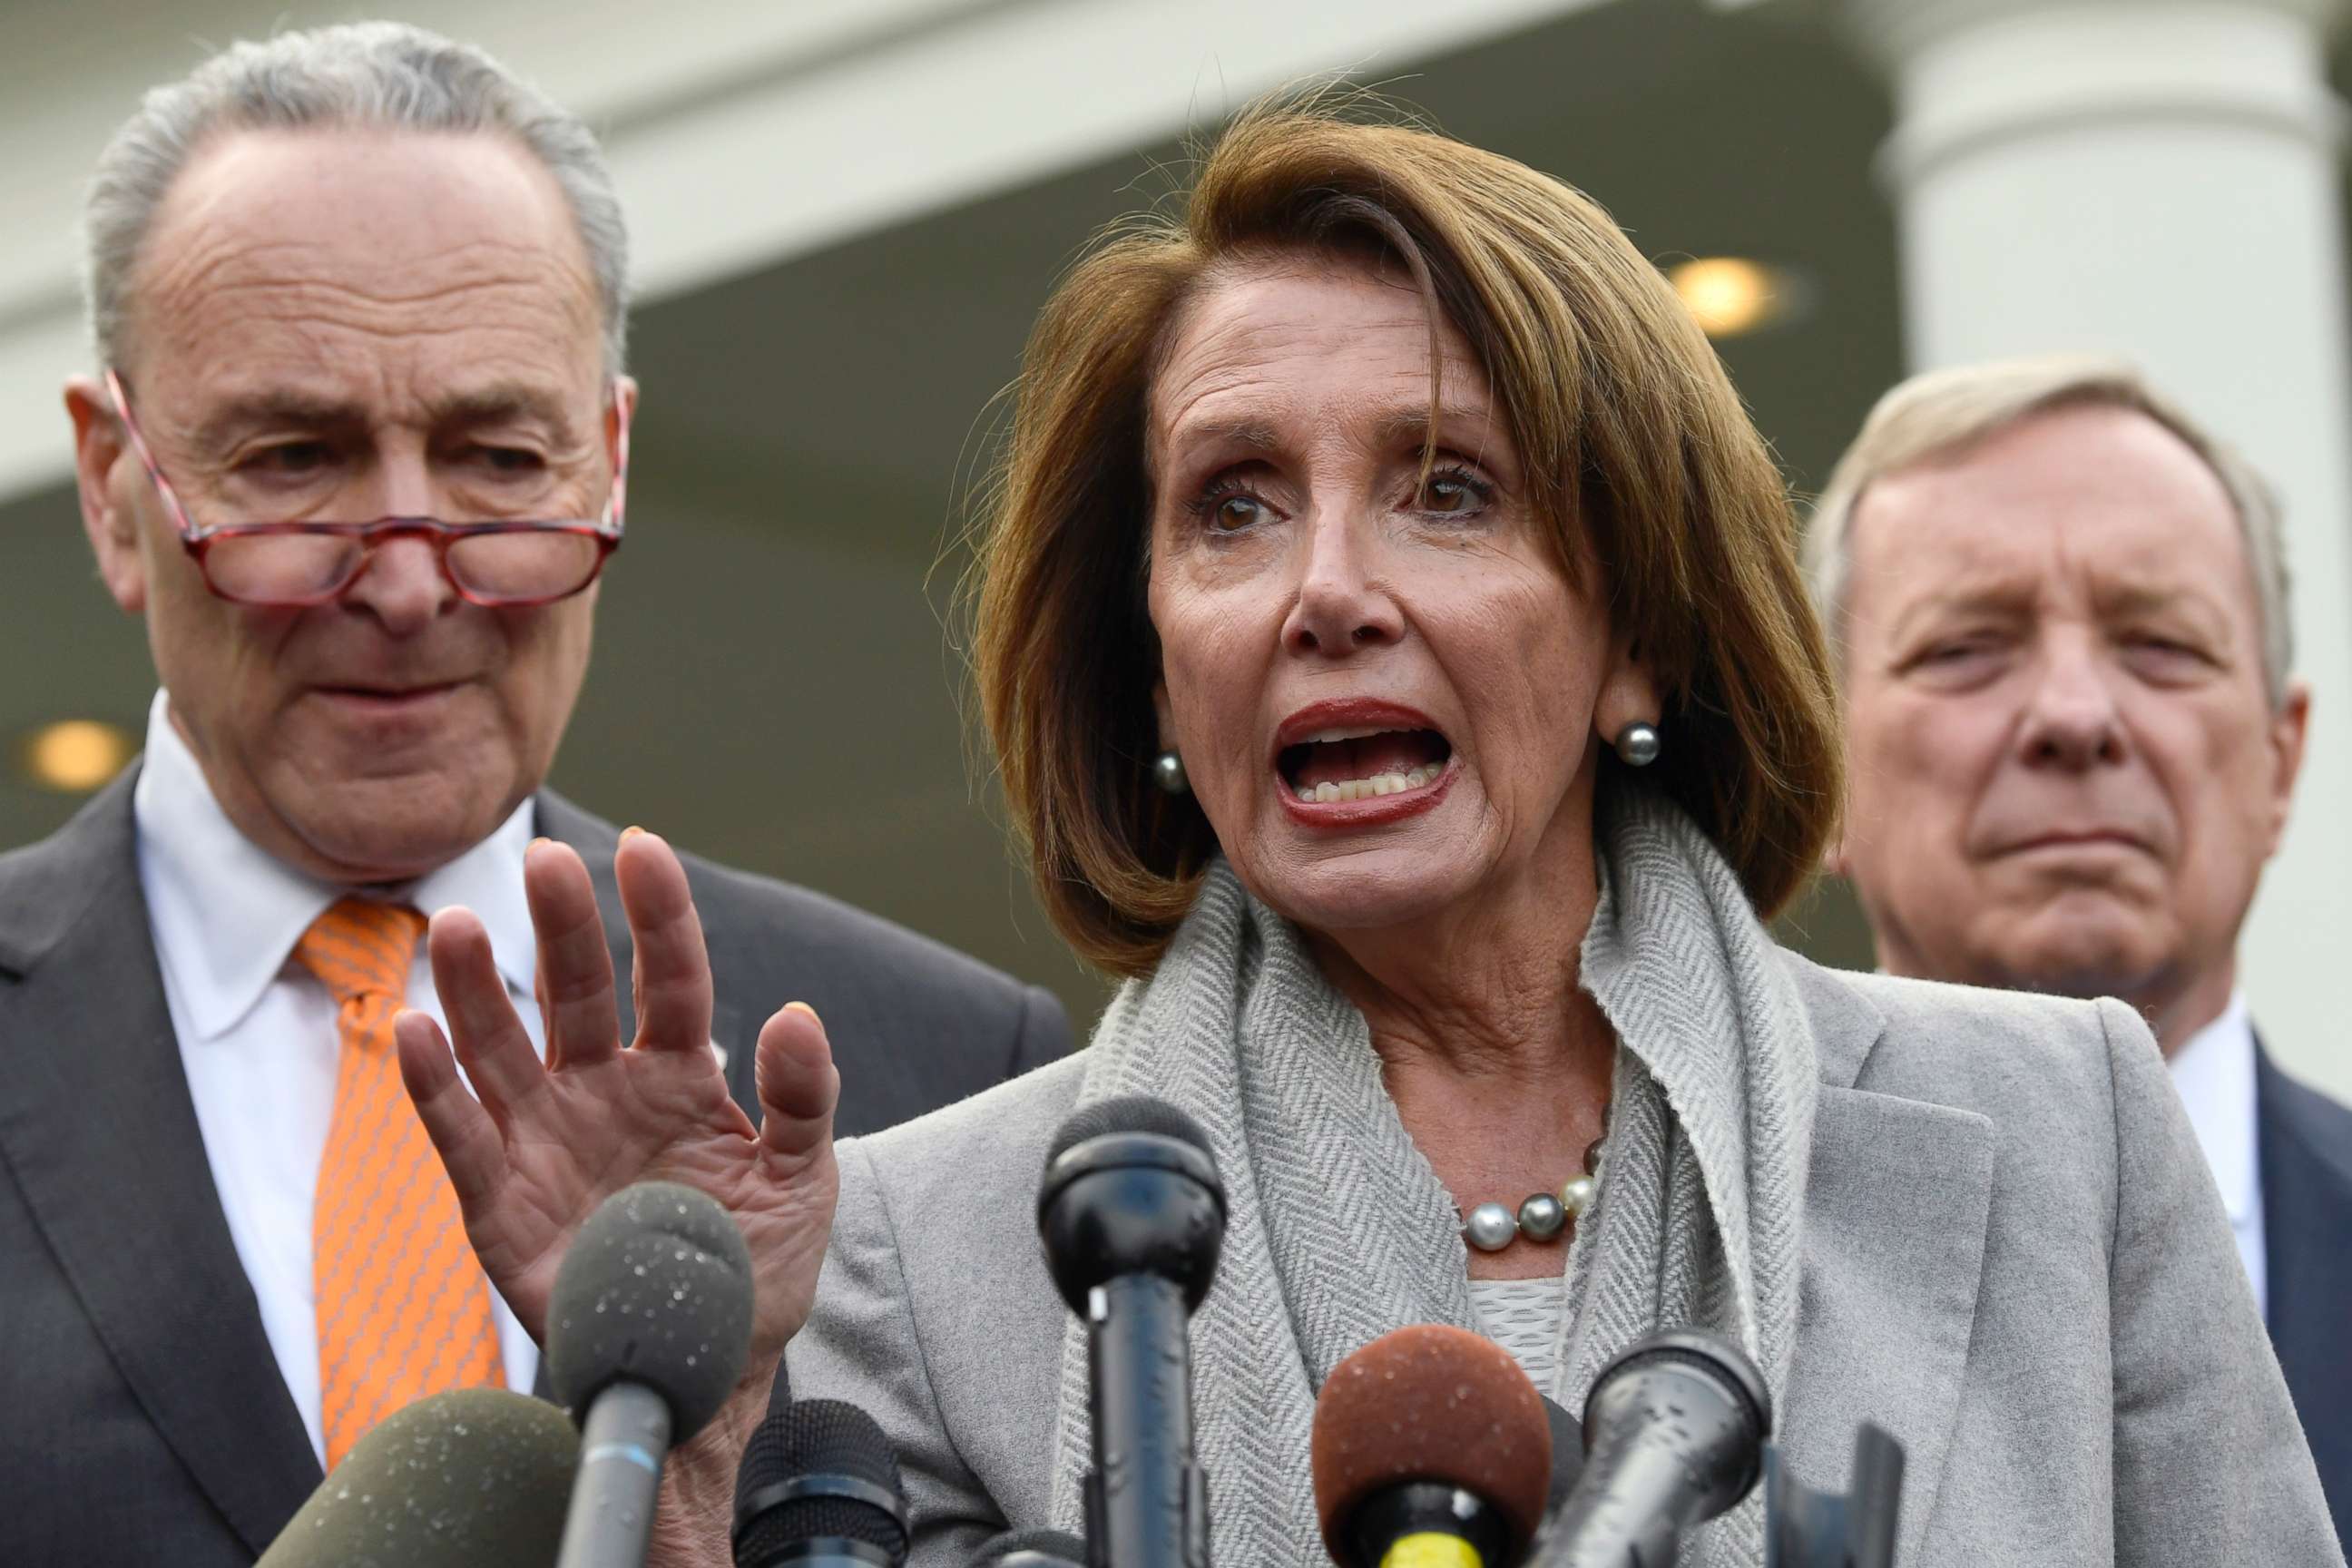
[1045,1094,1212,1164]
[255,1388,576,1567]
[732,1398,906,1566]
[546,1181,754,1442]
[1540,1393,1586,1512]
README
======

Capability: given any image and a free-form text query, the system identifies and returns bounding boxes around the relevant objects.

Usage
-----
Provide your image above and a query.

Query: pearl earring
[1152,750,1190,795]
[1614,721,1661,768]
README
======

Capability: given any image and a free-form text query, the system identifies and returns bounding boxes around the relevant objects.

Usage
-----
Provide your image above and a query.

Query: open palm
[394,830,838,1384]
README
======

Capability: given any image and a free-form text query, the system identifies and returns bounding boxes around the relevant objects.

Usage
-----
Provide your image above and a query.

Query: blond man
[1807,358,2348,1544]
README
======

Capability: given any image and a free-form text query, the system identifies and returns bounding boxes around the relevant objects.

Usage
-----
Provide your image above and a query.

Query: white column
[1850,0,2352,1100]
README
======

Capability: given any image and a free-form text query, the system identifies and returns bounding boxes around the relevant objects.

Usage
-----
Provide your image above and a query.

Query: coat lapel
[1781,959,1994,1567]
[2254,1041,2352,1526]
[0,771,320,1553]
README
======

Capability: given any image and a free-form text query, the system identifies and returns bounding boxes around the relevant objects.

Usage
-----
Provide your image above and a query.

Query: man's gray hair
[83,21,629,373]
[1802,356,2294,708]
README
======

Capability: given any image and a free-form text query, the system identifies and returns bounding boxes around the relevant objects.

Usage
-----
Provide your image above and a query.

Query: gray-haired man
[0,24,1065,1563]
[1807,357,2351,1545]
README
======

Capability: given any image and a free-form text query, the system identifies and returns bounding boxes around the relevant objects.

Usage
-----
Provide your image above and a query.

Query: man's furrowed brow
[1883,576,2038,640]
[191,391,367,450]
[431,383,583,435]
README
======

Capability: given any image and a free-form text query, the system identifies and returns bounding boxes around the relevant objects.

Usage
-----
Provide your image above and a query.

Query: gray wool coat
[786,953,2344,1566]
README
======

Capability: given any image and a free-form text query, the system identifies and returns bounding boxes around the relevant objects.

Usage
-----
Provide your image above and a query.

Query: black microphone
[1530,1328,1771,1567]
[1036,1095,1226,1568]
[1310,1323,1553,1568]
[1538,1395,1587,1514]
[548,1181,757,1568]
[1765,1422,1905,1568]
[971,1528,1090,1566]
[732,1396,909,1567]
[254,1387,576,1567]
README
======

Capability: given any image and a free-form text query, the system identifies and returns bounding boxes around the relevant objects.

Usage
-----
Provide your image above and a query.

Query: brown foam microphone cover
[1310,1323,1553,1558]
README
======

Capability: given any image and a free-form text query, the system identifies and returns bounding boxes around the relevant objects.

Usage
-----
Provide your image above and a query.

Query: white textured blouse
[1470,1273,1566,1397]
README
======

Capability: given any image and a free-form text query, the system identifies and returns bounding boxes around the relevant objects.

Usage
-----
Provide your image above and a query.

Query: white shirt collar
[132,689,539,1039]
[2166,991,2259,1227]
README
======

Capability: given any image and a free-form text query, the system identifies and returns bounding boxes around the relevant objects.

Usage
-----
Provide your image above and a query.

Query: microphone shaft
[1085,1273,1209,1568]
[1540,1436,1699,1565]
[557,1381,673,1568]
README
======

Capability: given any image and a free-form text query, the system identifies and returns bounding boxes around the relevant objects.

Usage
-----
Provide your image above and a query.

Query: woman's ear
[1821,829,1853,881]
[64,375,148,613]
[1592,633,1661,748]
[1151,679,1176,754]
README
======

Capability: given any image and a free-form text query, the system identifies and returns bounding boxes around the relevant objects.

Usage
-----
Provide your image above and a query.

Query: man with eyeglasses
[0,24,1067,1566]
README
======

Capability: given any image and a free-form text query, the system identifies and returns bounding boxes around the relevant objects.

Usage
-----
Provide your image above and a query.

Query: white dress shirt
[2166,992,2268,1318]
[132,690,543,1467]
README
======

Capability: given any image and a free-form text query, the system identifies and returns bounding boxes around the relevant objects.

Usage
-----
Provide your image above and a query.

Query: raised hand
[394,828,838,1392]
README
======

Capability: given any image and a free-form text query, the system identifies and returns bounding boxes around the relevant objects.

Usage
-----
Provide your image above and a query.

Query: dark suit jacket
[2259,1044,2352,1548]
[0,769,1070,1566]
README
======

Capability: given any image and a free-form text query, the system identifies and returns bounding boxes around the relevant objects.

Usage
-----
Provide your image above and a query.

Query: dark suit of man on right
[1805,356,2352,1547]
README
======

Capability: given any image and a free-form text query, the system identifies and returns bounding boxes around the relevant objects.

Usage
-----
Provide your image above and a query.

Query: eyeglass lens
[204,528,605,604]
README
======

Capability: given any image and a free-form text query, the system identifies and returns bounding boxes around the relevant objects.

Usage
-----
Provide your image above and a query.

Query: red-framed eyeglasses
[105,368,631,609]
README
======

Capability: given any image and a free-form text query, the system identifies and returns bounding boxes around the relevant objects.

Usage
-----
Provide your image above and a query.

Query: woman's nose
[1281,516,1403,656]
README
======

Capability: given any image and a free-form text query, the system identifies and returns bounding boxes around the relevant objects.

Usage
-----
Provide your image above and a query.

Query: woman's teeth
[1293,764,1442,803]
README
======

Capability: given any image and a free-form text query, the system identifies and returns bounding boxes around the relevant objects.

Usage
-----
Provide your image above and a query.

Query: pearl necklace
[1458,1126,1606,1253]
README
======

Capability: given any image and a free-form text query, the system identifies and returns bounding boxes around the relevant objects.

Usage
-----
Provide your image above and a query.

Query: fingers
[523,838,622,1071]
[395,1009,507,1211]
[426,906,551,1122]
[755,1002,840,1166]
[613,829,715,1056]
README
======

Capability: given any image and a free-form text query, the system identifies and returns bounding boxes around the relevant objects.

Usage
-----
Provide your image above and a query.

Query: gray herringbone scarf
[1046,789,1818,1567]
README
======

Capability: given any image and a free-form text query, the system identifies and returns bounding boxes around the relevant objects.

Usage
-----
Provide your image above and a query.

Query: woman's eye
[1189,485,1270,533]
[1415,469,1491,517]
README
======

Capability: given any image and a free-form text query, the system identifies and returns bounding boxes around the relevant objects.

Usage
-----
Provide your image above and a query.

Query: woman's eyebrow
[1164,415,1284,457]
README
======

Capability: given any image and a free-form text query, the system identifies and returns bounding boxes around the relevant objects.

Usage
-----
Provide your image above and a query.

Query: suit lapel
[2255,1044,2352,1495]
[0,772,320,1553]
[1781,959,1994,1566]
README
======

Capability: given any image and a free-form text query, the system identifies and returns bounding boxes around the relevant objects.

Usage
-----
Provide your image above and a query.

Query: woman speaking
[406,103,2337,1567]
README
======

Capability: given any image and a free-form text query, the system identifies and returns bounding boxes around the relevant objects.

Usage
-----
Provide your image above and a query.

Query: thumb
[756,1001,839,1166]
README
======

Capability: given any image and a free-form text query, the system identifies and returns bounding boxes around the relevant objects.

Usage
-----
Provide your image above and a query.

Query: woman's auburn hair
[966,97,1842,977]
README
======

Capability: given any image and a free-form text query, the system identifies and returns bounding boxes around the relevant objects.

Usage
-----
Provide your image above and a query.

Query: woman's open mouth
[1271,701,1456,825]
[1277,726,1452,802]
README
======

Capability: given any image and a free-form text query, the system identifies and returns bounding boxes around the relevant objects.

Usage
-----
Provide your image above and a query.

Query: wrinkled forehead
[123,125,604,416]
[1845,406,2259,629]
[1146,254,1499,466]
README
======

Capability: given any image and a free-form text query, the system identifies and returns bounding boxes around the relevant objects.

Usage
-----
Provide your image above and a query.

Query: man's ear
[606,374,639,475]
[2263,679,2313,857]
[64,375,148,613]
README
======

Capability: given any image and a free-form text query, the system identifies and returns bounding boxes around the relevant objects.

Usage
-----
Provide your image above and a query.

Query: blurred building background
[4,0,2347,1098]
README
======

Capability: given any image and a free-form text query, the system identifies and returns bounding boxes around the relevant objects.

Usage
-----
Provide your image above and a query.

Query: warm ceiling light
[21,719,135,792]
[1667,257,1802,338]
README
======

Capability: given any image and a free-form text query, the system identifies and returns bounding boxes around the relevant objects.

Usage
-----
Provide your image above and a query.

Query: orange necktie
[299,898,502,1469]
